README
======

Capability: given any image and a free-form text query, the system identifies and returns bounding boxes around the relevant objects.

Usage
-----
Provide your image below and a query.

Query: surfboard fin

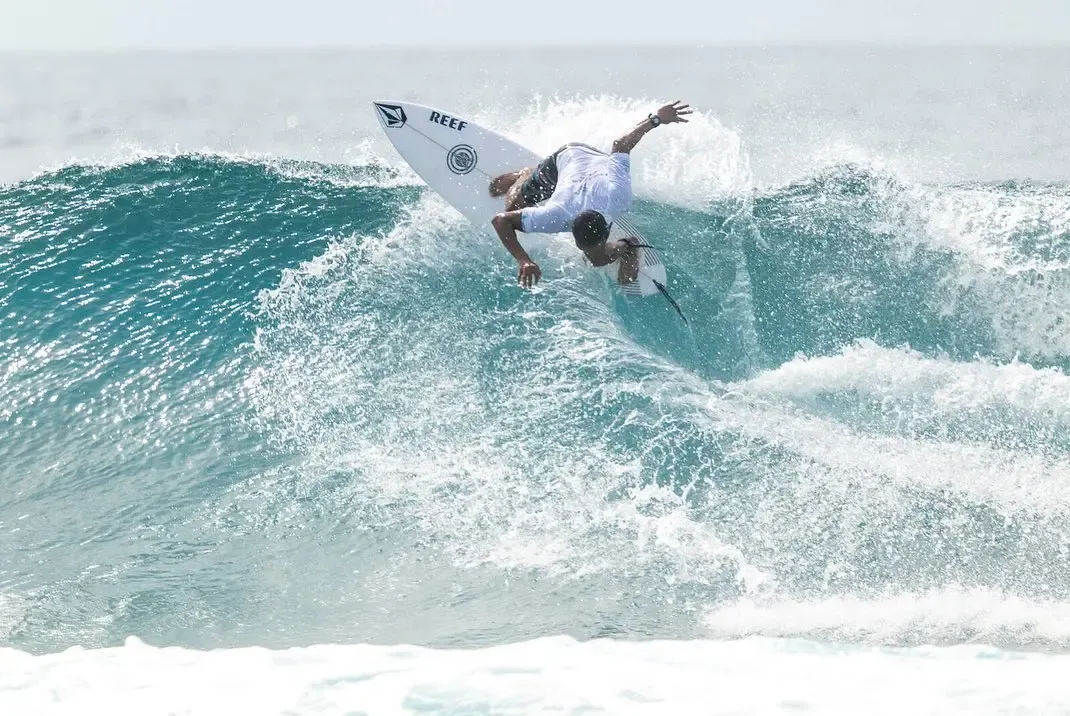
[651,278,687,324]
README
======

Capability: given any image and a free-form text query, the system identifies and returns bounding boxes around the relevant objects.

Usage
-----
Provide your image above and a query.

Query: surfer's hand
[656,100,692,125]
[518,260,541,289]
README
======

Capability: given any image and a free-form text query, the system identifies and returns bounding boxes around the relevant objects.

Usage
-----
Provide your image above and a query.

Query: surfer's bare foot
[489,170,525,198]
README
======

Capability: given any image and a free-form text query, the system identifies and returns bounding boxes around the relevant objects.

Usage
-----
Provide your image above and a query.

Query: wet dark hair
[572,210,610,249]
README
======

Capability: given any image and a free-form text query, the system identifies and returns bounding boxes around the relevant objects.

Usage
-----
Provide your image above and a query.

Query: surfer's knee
[492,211,523,233]
[505,192,525,212]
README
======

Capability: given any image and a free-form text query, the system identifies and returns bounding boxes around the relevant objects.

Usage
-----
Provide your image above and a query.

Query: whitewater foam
[741,340,1070,444]
[704,589,1070,648]
[243,205,771,596]
[505,94,753,212]
[703,390,1070,514]
[3,635,1070,715]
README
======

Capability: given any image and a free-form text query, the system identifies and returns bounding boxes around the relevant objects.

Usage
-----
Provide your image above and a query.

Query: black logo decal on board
[446,144,477,175]
[375,103,407,128]
[429,111,468,132]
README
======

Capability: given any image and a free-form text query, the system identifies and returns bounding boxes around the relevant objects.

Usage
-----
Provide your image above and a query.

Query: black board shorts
[520,145,567,206]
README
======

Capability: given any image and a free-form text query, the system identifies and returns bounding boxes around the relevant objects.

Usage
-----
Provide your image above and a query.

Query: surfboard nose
[372,101,408,129]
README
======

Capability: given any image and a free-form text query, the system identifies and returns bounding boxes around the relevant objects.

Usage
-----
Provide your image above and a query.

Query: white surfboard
[372,99,670,298]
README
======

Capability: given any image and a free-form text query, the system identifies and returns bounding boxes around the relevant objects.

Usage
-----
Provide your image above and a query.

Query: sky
[2,0,1069,49]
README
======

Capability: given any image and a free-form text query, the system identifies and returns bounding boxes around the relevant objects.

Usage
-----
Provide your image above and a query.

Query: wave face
[4,130,1070,666]
[746,166,1070,367]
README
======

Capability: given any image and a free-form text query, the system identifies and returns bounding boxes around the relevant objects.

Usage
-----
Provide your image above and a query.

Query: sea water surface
[3,47,1070,714]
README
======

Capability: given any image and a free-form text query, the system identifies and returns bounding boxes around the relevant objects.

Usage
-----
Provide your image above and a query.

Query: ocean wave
[4,150,1070,652]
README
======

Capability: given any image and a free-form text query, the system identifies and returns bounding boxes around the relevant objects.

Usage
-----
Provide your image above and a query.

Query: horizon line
[3,40,1070,52]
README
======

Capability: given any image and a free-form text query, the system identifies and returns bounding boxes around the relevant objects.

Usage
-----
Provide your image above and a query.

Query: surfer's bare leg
[503,168,536,211]
[489,169,529,198]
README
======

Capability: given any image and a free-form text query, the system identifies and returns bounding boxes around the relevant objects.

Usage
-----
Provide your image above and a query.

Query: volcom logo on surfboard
[375,103,407,128]
[446,144,477,175]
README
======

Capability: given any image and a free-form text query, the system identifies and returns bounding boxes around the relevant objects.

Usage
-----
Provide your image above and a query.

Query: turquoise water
[3,48,1070,713]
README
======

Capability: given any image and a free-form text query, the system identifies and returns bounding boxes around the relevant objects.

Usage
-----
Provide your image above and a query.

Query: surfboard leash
[619,239,688,325]
[648,275,688,324]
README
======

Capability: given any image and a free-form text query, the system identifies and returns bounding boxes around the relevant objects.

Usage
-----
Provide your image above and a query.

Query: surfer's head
[572,210,610,249]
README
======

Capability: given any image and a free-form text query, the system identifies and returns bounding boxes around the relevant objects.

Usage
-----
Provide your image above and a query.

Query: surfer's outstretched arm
[612,101,692,154]
[492,210,542,289]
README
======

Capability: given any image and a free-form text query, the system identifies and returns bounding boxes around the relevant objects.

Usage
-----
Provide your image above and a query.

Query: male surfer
[489,100,692,289]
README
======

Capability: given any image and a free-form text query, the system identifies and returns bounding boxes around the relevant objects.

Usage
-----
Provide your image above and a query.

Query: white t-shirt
[520,145,633,234]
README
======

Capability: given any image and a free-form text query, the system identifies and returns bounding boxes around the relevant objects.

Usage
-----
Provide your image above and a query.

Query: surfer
[489,100,692,288]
